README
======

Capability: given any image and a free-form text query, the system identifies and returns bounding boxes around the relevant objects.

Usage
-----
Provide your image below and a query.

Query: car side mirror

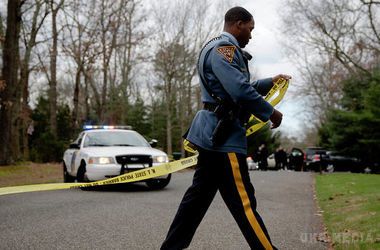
[69,143,80,149]
[149,139,158,148]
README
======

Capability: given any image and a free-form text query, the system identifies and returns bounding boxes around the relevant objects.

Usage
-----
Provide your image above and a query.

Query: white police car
[63,126,171,189]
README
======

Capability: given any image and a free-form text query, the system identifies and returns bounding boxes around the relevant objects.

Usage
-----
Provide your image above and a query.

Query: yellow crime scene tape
[0,155,198,196]
[246,77,289,136]
[0,78,289,196]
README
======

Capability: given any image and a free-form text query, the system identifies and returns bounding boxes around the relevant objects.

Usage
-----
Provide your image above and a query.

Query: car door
[66,132,84,174]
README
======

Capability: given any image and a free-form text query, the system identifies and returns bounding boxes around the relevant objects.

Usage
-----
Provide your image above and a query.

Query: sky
[236,0,305,138]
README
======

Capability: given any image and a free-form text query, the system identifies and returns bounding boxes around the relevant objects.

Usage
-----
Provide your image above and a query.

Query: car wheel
[363,167,372,174]
[326,164,335,173]
[63,163,75,183]
[146,174,171,190]
[77,161,87,182]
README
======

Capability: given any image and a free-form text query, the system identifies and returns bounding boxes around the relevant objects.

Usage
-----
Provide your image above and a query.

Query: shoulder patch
[216,46,236,63]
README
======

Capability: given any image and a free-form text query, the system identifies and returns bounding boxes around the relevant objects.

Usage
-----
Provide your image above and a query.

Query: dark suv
[320,151,364,173]
[304,147,327,171]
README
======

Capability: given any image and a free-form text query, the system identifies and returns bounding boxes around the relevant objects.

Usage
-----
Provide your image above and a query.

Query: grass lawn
[316,173,380,250]
[0,162,62,188]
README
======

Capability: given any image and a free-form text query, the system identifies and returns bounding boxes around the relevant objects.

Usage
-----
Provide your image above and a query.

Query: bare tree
[18,0,49,159]
[151,0,221,156]
[0,13,4,62]
[153,42,182,156]
[61,0,100,129]
[106,0,147,125]
[58,0,146,128]
[96,0,126,122]
[48,0,65,137]
[0,0,24,165]
[280,0,380,126]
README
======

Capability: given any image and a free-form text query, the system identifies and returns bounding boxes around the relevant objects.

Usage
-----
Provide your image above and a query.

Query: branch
[362,0,380,42]
[36,48,51,84]
[315,17,371,75]
[360,0,380,5]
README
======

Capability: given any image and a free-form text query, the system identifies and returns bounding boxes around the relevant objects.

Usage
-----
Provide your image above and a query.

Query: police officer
[161,6,291,250]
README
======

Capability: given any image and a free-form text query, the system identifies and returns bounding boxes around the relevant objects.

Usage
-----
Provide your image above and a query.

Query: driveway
[0,170,328,249]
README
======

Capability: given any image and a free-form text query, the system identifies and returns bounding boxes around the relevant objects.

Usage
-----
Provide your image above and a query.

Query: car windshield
[83,131,150,147]
[306,148,326,155]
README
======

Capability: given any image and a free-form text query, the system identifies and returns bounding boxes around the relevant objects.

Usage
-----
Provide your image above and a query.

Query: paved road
[0,171,327,250]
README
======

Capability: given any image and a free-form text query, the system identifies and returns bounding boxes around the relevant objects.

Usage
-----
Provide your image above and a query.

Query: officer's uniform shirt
[186,32,274,154]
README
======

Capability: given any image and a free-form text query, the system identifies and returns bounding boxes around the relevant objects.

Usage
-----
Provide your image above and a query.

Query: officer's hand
[272,74,292,83]
[270,109,283,129]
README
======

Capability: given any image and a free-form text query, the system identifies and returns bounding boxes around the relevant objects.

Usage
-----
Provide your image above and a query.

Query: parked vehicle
[321,151,364,173]
[247,156,258,170]
[63,125,171,189]
[288,148,304,171]
[304,147,327,171]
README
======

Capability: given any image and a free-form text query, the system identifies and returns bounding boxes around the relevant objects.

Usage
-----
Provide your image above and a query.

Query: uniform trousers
[161,148,277,250]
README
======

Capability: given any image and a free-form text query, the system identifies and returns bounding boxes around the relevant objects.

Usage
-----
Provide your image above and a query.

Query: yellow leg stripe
[228,153,273,250]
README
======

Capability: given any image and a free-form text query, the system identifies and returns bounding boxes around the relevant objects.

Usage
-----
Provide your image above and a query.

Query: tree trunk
[166,99,172,156]
[72,69,80,129]
[101,65,107,122]
[20,62,31,159]
[164,78,172,156]
[84,70,90,121]
[19,1,48,160]
[0,14,4,41]
[179,93,185,157]
[49,3,59,137]
[0,0,22,165]
[86,68,102,120]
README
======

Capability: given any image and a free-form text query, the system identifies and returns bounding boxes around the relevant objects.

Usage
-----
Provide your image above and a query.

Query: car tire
[77,161,87,182]
[363,167,372,174]
[63,163,76,183]
[146,174,171,190]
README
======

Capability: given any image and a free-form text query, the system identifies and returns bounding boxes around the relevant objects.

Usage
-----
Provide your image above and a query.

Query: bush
[29,131,67,162]
[29,95,73,162]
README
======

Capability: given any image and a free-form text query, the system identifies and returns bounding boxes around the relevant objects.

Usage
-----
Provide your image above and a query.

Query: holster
[238,110,251,126]
[210,104,236,146]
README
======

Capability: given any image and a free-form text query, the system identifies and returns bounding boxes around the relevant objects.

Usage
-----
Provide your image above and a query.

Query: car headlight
[88,157,115,164]
[153,155,168,163]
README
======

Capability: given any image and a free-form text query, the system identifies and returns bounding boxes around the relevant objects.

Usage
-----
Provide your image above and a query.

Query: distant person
[277,147,288,170]
[258,144,269,171]
[274,148,280,169]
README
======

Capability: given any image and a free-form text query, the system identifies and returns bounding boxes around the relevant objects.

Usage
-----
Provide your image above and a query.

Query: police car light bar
[83,125,133,130]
